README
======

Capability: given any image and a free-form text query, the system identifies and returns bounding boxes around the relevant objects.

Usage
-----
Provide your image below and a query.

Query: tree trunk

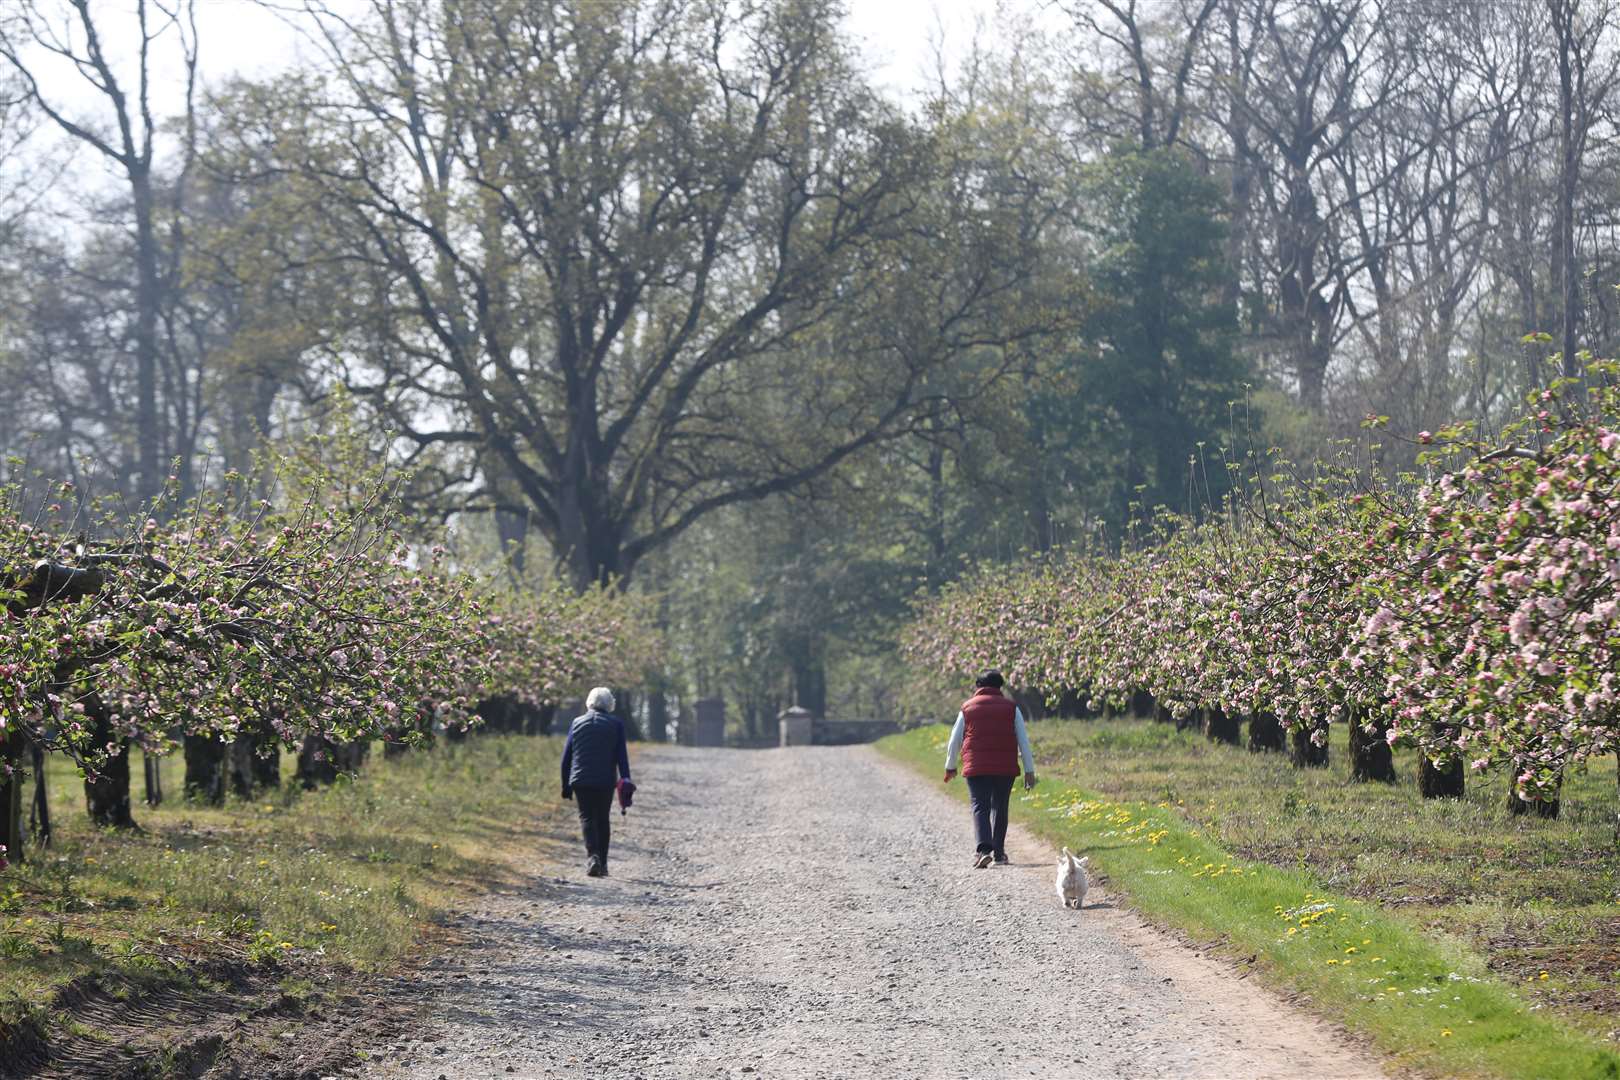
[83,700,137,829]
[1418,755,1465,799]
[924,439,948,590]
[143,753,163,807]
[1506,771,1562,819]
[615,690,640,740]
[1204,707,1242,746]
[1347,711,1396,783]
[1248,712,1285,752]
[1554,2,1582,378]
[791,644,827,719]
[132,170,163,508]
[29,740,50,849]
[183,734,228,804]
[227,740,256,800]
[249,729,281,789]
[1289,723,1329,769]
[297,736,368,788]
[1130,690,1155,719]
[296,736,339,788]
[647,689,669,743]
[1,734,24,867]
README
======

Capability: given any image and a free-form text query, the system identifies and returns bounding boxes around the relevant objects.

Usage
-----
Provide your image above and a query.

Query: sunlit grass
[0,735,564,1026]
[882,721,1620,1080]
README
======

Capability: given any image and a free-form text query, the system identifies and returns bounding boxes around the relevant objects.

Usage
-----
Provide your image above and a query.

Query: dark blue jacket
[561,709,631,793]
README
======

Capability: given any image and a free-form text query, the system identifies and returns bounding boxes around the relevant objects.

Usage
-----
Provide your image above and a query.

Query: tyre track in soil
[357,744,1387,1080]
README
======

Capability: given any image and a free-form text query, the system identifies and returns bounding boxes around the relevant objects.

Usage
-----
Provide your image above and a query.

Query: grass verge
[880,721,1620,1080]
[0,735,564,1035]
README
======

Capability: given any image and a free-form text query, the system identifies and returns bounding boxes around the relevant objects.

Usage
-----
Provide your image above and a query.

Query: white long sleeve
[1012,708,1036,775]
[945,708,1035,774]
[944,712,966,769]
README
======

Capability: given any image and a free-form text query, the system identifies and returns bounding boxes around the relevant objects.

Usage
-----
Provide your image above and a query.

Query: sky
[22,0,1017,112]
[4,0,1043,212]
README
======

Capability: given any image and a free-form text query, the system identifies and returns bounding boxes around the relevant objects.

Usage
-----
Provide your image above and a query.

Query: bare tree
[1064,0,1223,151]
[0,0,199,507]
[1546,0,1620,373]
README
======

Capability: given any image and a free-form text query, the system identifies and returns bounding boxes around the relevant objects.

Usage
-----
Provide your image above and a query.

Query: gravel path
[358,745,1384,1080]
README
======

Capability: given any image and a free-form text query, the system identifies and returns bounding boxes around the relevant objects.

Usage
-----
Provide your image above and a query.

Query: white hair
[586,686,616,713]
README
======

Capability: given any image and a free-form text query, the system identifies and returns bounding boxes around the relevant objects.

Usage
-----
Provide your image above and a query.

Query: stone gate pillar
[694,698,726,747]
[778,706,814,747]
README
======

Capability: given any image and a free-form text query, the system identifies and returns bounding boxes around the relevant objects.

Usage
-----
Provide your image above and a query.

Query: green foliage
[1067,147,1251,529]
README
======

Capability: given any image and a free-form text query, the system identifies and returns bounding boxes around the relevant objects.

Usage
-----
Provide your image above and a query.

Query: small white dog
[1055,847,1089,910]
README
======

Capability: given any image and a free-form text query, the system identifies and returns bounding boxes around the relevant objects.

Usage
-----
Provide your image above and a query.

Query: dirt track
[357,744,1385,1080]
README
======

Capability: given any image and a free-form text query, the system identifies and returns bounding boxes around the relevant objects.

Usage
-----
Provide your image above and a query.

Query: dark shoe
[972,852,993,869]
[586,857,605,877]
[993,853,1009,865]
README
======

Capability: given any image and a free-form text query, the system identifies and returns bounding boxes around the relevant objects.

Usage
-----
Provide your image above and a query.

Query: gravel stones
[357,745,1382,1080]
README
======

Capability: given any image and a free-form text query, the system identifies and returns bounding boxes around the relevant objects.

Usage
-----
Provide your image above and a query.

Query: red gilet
[960,687,1019,777]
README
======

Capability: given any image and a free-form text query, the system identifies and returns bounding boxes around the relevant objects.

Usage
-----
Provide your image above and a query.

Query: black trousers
[965,774,1015,856]
[574,784,615,865]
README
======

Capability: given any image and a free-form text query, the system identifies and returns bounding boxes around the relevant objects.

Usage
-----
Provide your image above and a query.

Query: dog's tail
[1061,846,1074,860]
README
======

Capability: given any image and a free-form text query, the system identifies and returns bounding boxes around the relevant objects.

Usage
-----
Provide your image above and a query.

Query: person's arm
[1013,707,1037,786]
[615,718,632,782]
[943,712,965,781]
[560,726,574,799]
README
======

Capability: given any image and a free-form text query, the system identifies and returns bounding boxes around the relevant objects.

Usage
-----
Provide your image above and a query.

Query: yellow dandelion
[1345,947,1358,954]
[1539,972,1549,980]
[1326,959,1339,965]
[1441,1030,1452,1037]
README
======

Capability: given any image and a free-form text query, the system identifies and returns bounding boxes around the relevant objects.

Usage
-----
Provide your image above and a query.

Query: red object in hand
[943,768,957,783]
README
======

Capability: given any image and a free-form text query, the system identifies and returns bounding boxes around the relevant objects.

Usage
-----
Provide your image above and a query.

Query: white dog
[1055,847,1089,910]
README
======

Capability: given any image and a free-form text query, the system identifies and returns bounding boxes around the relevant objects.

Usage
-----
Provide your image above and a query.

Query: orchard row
[0,449,657,862]
[905,366,1620,815]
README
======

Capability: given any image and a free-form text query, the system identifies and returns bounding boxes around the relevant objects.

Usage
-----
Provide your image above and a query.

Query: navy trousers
[965,774,1015,856]
[574,784,615,866]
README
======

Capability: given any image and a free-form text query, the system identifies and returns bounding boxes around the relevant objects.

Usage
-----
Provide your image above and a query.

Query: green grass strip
[880,725,1620,1080]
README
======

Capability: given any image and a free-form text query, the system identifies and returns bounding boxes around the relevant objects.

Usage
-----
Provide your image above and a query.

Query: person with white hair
[560,686,633,877]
